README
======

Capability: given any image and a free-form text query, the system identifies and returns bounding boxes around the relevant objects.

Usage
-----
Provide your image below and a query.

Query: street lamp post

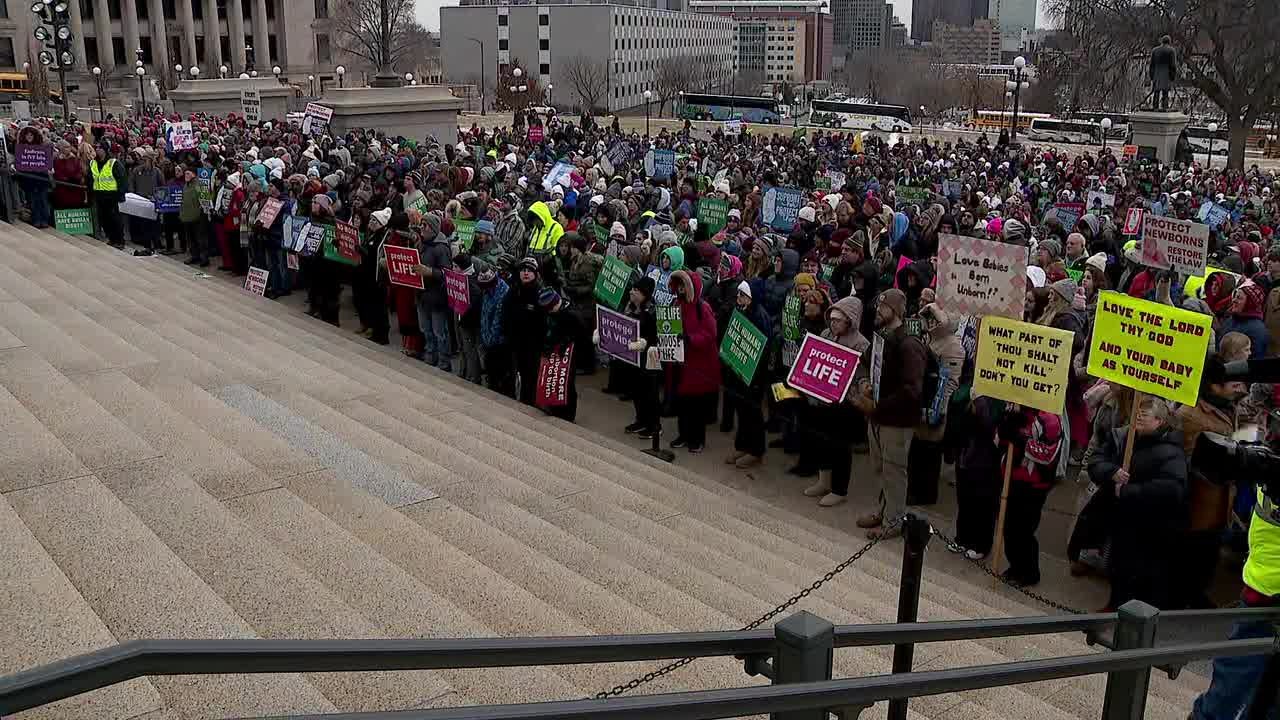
[1100,117,1112,153]
[135,65,146,119]
[466,37,485,115]
[1006,55,1029,143]
[307,74,315,96]
[273,65,281,84]
[91,65,105,121]
[174,63,182,89]
[336,64,345,88]
[546,83,553,107]
[219,64,228,78]
[919,105,926,132]
[1207,122,1219,167]
[644,89,652,136]
[245,44,255,72]
[404,71,413,86]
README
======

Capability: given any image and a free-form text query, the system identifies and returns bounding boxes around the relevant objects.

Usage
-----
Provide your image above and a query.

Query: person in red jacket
[668,269,719,454]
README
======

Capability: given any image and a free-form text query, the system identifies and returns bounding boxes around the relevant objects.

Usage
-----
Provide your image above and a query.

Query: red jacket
[671,270,720,396]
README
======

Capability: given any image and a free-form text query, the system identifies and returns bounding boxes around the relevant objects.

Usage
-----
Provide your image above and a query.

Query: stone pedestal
[167,78,293,122]
[1128,111,1190,164]
[321,85,462,146]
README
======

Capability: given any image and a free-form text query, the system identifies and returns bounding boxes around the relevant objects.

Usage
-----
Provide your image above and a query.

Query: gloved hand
[627,338,648,351]
[592,330,600,346]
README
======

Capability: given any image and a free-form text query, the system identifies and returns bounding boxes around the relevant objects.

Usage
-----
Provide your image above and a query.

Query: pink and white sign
[935,233,1027,320]
[244,266,269,296]
[385,246,424,289]
[1122,207,1144,236]
[786,333,861,404]
[1140,214,1209,277]
[445,269,471,315]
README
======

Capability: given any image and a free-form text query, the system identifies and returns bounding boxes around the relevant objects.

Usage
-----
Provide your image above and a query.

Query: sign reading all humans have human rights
[1086,291,1211,406]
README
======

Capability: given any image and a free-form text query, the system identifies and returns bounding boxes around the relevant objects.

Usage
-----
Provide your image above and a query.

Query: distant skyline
[415,0,1054,32]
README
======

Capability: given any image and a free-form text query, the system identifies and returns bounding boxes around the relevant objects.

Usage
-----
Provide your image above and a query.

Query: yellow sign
[1086,291,1211,406]
[973,316,1074,414]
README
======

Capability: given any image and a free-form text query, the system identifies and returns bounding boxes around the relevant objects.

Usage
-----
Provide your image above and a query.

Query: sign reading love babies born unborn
[935,233,1027,320]
[786,333,861,404]
[596,305,641,367]
[973,316,1074,414]
[1087,291,1211,406]
[1140,214,1210,277]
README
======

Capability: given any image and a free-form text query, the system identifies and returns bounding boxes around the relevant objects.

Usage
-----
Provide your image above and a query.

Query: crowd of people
[10,107,1280,627]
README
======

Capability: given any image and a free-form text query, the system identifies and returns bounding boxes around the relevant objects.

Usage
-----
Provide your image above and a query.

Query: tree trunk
[1228,116,1250,170]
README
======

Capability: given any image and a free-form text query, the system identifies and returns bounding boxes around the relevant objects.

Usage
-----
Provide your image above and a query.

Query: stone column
[147,0,170,76]
[201,0,222,70]
[178,0,198,67]
[251,0,270,68]
[227,0,247,71]
[65,0,87,70]
[119,0,141,71]
[92,0,113,72]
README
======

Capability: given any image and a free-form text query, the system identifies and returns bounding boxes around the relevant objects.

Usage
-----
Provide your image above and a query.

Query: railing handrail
[231,638,1276,720]
[5,608,1279,717]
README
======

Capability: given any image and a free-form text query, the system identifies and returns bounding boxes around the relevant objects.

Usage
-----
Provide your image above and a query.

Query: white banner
[1140,215,1210,277]
[241,89,261,124]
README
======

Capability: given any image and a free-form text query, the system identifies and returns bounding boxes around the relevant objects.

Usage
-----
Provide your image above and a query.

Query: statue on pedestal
[1148,35,1178,111]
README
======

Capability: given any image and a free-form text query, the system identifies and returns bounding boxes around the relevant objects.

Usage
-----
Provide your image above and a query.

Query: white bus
[1026,117,1102,144]
[808,100,912,133]
[1183,125,1229,153]
[1070,111,1130,140]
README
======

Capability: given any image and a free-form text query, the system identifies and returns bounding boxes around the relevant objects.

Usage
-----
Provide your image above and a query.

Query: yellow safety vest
[91,159,118,192]
[1244,489,1280,597]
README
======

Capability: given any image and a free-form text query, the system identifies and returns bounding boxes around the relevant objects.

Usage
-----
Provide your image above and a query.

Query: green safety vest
[1245,489,1280,597]
[91,159,117,192]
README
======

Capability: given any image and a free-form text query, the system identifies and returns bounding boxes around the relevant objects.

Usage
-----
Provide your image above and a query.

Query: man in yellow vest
[89,144,126,248]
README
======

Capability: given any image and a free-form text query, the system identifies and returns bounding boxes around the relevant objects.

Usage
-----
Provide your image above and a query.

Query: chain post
[1101,600,1159,720]
[887,514,932,720]
[771,611,834,720]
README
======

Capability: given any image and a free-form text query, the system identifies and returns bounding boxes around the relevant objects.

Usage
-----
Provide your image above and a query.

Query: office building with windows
[910,0,988,42]
[441,1,736,112]
[688,0,832,87]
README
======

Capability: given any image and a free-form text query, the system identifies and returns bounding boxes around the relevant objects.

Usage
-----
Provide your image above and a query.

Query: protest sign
[454,218,477,251]
[54,207,93,235]
[1087,191,1115,210]
[1087,291,1211,406]
[606,141,631,172]
[1066,268,1084,284]
[593,255,630,309]
[321,224,356,266]
[286,253,299,271]
[972,316,1073,414]
[1197,201,1231,230]
[870,333,884,402]
[244,266,269,296]
[154,185,183,213]
[1122,207,1144,236]
[762,186,805,232]
[656,304,684,362]
[782,293,803,342]
[1051,202,1085,232]
[333,220,361,264]
[301,102,333,135]
[786,333,861,404]
[1140,214,1210,277]
[934,233,1027,320]
[644,148,676,178]
[896,186,931,206]
[942,179,962,200]
[445,269,471,315]
[827,170,846,190]
[541,161,574,192]
[651,268,676,306]
[596,306,641,367]
[119,193,157,220]
[535,344,574,408]
[15,143,52,172]
[723,119,743,135]
[720,311,767,384]
[170,121,196,150]
[527,125,545,144]
[1122,144,1138,159]
[257,197,284,227]
[240,88,261,124]
[698,197,729,236]
[385,246,425,289]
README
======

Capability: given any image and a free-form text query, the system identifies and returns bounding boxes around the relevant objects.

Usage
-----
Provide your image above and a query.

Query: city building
[831,0,886,50]
[910,0,988,42]
[441,2,736,112]
[6,0,359,91]
[888,16,908,47]
[688,0,833,87]
[933,17,1001,65]
[990,0,1037,51]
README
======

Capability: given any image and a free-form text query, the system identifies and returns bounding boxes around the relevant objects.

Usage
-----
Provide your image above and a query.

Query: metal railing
[1,516,1277,720]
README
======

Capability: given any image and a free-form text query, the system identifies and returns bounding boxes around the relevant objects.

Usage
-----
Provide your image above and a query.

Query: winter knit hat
[370,207,392,229]
[537,287,561,309]
[1085,252,1108,274]
[737,280,752,298]
[610,221,627,239]
[476,264,498,286]
[1002,218,1028,244]
[475,219,496,235]
[1051,278,1078,303]
[877,288,908,319]
[1038,238,1063,260]
[516,256,539,274]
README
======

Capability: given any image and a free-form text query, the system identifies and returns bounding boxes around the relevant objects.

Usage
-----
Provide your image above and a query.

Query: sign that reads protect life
[384,246,424,289]
[973,316,1073,414]
[935,233,1027,320]
[1086,291,1211,406]
[1140,215,1210,277]
[786,333,861,404]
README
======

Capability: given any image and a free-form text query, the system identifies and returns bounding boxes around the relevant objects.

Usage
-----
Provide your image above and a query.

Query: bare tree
[1044,0,1280,169]
[732,68,765,96]
[333,0,422,73]
[394,23,439,75]
[560,53,608,114]
[843,49,894,102]
[654,56,696,117]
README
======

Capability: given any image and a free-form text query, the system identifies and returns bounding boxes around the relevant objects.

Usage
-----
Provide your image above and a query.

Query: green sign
[320,225,358,266]
[454,219,477,252]
[407,194,428,216]
[593,255,631,309]
[719,310,767,384]
[593,223,609,245]
[55,207,93,236]
[782,293,803,342]
[896,186,931,206]
[816,176,832,191]
[656,304,683,335]
[1066,268,1084,284]
[698,197,729,237]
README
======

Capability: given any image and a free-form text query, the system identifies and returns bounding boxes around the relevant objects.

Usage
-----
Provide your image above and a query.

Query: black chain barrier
[928,524,1088,616]
[591,515,908,699]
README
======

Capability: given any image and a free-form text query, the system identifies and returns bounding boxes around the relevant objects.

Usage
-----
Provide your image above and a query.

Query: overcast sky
[415,0,1053,31]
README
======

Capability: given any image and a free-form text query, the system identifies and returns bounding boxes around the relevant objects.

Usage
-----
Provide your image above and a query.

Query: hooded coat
[526,200,565,254]
[1223,282,1270,359]
[824,295,870,377]
[895,258,935,318]
[670,270,721,396]
[764,248,800,319]
[418,224,454,311]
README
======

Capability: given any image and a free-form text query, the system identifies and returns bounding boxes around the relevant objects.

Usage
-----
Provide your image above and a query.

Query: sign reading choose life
[1087,292,1211,406]
[973,316,1073,414]
[935,233,1027,320]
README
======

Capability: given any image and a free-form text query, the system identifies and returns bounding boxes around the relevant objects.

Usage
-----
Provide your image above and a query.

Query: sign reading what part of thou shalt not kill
[973,315,1073,415]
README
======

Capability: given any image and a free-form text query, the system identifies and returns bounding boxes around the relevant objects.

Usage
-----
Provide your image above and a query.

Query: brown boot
[856,513,883,529]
